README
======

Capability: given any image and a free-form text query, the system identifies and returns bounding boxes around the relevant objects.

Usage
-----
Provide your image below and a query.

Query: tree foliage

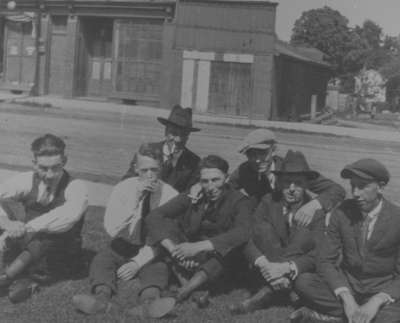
[291,7,400,94]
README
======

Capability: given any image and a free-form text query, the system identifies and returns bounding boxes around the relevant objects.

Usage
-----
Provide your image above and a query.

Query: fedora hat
[157,105,200,132]
[272,150,319,180]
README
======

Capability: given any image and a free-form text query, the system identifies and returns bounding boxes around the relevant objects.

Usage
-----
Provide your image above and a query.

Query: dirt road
[0,103,399,202]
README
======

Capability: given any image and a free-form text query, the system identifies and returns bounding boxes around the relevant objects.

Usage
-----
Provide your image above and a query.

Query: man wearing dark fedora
[292,159,400,323]
[229,150,325,315]
[123,105,201,193]
[229,129,345,218]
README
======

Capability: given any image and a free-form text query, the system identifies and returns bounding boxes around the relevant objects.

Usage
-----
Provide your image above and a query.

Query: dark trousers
[90,240,169,296]
[2,230,82,277]
[295,273,400,323]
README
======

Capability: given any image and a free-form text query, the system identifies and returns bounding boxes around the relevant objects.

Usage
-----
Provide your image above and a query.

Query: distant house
[0,0,332,120]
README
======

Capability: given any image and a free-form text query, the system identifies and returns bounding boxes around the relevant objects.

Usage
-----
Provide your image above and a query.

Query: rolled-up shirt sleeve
[27,179,88,233]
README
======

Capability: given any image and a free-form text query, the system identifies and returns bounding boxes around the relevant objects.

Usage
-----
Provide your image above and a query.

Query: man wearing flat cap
[230,151,325,315]
[292,159,400,323]
[229,129,345,224]
[123,105,201,193]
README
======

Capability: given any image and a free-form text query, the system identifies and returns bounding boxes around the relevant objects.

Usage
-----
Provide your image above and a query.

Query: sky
[274,0,400,41]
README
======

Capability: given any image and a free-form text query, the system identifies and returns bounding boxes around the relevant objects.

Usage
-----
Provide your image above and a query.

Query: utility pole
[31,0,42,96]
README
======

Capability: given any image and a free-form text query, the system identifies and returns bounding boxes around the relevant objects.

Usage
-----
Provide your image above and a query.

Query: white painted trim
[223,53,254,63]
[181,59,195,108]
[183,50,215,61]
[195,61,211,113]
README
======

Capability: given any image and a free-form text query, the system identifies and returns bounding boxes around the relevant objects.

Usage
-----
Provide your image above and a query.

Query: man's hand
[352,296,383,323]
[117,261,140,281]
[137,179,160,197]
[294,199,322,226]
[338,291,359,323]
[4,220,26,238]
[261,262,291,282]
[172,241,208,260]
[188,183,203,204]
[177,259,199,271]
[270,277,291,291]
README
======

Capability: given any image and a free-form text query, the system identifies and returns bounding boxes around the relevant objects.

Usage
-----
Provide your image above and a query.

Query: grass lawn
[0,206,293,323]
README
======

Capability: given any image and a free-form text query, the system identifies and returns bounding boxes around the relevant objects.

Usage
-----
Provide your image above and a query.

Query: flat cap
[341,158,390,184]
[238,129,276,154]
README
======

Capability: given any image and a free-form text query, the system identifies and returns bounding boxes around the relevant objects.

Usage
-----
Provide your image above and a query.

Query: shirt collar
[366,199,383,220]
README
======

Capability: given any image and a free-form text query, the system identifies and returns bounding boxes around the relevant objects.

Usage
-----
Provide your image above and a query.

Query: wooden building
[0,0,332,120]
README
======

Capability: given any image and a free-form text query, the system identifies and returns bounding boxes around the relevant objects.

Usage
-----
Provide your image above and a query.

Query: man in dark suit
[229,129,345,221]
[292,159,400,323]
[145,155,252,304]
[122,105,200,193]
[229,150,326,315]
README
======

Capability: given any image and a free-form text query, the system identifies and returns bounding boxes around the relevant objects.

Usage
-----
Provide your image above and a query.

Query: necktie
[139,193,151,243]
[38,184,51,205]
[360,215,373,257]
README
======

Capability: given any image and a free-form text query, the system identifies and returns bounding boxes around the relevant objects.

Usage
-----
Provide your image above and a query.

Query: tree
[290,6,357,74]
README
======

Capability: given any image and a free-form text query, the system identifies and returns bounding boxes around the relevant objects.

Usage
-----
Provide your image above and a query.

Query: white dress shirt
[0,171,88,233]
[104,176,178,268]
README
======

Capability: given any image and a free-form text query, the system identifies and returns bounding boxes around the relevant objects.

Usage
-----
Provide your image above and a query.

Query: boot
[229,285,273,315]
[176,270,208,303]
[72,285,113,315]
[8,278,39,303]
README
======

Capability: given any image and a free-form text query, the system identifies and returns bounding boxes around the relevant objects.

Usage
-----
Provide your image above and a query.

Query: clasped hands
[3,220,32,238]
[256,256,291,290]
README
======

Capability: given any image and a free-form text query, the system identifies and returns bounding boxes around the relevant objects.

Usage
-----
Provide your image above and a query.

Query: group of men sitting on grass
[0,105,399,323]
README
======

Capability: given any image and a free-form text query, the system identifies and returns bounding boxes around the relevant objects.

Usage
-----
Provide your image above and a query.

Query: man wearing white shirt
[0,133,88,303]
[73,143,177,315]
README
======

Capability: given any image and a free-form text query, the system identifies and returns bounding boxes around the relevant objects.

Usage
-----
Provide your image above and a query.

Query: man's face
[33,154,66,186]
[135,154,161,183]
[350,177,383,213]
[165,124,190,152]
[200,168,227,201]
[280,174,307,206]
[246,146,275,173]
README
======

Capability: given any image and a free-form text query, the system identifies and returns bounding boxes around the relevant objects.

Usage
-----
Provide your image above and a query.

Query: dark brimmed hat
[272,150,319,180]
[237,129,276,154]
[341,158,390,184]
[157,105,200,132]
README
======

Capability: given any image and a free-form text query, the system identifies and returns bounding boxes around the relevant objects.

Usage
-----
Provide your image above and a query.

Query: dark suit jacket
[122,141,200,193]
[146,186,252,257]
[229,156,345,210]
[245,193,325,274]
[319,199,400,299]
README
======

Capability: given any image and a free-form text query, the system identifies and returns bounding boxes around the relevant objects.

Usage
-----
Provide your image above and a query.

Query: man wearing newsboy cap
[292,159,400,323]
[229,129,345,223]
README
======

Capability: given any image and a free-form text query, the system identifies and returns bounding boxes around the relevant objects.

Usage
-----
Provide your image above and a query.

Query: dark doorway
[77,17,113,98]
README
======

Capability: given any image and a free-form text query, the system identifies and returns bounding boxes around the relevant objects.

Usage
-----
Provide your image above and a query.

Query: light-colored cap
[238,129,276,154]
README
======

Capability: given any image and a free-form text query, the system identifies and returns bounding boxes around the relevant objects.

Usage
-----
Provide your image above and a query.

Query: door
[83,18,113,97]
[208,61,252,116]
[48,16,68,95]
[4,20,36,87]
[113,18,163,101]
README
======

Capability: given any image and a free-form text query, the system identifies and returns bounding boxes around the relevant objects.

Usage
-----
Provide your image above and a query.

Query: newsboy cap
[341,158,390,184]
[238,129,276,154]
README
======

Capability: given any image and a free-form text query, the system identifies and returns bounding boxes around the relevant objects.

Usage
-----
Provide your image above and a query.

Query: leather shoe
[8,278,39,303]
[229,286,273,315]
[72,294,114,315]
[289,307,343,323]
